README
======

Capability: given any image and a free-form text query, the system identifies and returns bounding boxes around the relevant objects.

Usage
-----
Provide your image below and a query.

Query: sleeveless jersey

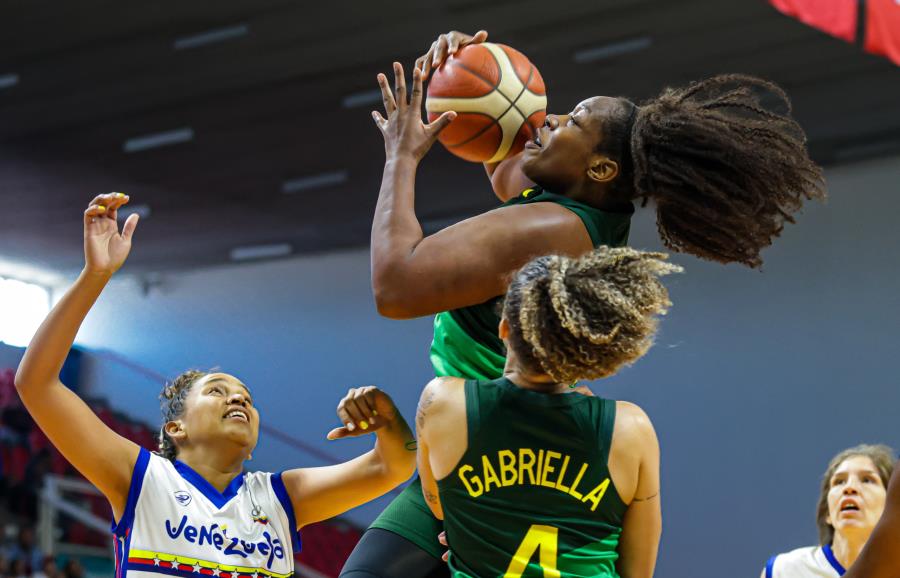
[112,449,299,577]
[765,545,846,578]
[439,378,628,578]
[430,187,633,381]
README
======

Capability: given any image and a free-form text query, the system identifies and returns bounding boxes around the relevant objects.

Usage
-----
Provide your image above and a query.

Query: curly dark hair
[158,369,208,461]
[599,74,826,268]
[502,246,682,383]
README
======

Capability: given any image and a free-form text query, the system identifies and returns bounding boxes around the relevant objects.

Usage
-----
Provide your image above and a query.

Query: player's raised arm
[370,62,591,320]
[14,193,141,521]
[280,386,416,528]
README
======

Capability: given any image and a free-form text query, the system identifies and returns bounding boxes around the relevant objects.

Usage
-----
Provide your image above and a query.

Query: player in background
[762,444,896,578]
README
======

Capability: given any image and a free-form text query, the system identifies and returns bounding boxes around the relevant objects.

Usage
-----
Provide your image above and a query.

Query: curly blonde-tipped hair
[502,246,682,383]
[158,369,209,461]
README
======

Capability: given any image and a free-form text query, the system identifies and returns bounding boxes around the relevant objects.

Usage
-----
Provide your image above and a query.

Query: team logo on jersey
[173,490,192,506]
[252,513,269,525]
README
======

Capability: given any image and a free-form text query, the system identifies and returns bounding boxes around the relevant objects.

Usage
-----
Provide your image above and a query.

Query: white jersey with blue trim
[765,545,846,578]
[112,448,300,578]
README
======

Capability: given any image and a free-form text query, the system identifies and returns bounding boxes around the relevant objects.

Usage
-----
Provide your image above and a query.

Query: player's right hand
[415,30,488,80]
[83,193,139,277]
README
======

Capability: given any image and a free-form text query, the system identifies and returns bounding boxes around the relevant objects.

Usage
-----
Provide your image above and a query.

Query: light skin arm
[280,386,416,528]
[416,377,468,521]
[14,193,141,522]
[370,64,589,319]
[614,402,662,578]
[841,465,900,578]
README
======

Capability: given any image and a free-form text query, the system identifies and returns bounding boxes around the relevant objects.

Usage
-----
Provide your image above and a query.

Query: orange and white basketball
[426,42,547,163]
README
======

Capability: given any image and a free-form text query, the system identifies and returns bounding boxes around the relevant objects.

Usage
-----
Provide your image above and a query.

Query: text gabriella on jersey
[457,448,612,511]
[165,514,286,569]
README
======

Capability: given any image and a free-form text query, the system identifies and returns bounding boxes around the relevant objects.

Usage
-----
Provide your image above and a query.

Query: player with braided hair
[14,194,416,578]
[416,247,679,578]
[344,29,826,578]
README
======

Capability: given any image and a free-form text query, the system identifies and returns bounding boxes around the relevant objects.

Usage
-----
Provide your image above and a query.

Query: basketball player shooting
[342,29,827,578]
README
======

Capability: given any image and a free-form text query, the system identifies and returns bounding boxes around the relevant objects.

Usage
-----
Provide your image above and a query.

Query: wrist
[79,268,114,284]
[384,153,420,168]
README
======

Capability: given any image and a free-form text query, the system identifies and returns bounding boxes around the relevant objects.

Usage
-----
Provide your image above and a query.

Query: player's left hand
[415,30,488,80]
[326,386,399,440]
[372,62,456,163]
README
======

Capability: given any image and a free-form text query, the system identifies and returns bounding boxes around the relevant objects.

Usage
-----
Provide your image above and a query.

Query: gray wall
[6,154,899,577]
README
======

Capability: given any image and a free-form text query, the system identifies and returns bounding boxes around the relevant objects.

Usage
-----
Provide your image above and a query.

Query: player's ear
[587,156,619,183]
[165,420,186,443]
[498,317,510,340]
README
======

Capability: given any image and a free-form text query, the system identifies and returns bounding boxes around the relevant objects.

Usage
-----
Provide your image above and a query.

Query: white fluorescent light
[174,24,249,50]
[123,128,194,153]
[229,243,293,262]
[573,36,653,64]
[282,170,349,194]
[342,89,383,109]
[0,74,19,90]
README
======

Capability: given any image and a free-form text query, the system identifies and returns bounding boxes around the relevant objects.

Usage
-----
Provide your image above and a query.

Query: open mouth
[223,409,249,422]
[840,500,861,513]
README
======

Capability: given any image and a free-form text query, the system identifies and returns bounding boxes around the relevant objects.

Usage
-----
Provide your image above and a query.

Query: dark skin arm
[842,465,900,578]
[370,64,591,319]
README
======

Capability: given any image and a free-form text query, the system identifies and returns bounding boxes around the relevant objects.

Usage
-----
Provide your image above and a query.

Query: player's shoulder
[614,401,656,436]
[482,193,587,235]
[420,377,466,413]
[768,545,823,577]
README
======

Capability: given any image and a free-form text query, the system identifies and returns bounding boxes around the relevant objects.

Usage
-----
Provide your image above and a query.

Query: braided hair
[503,246,681,383]
[158,370,208,461]
[602,74,826,268]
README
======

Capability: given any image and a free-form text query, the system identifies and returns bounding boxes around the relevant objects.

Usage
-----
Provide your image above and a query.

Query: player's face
[180,372,260,454]
[520,96,616,192]
[825,456,887,538]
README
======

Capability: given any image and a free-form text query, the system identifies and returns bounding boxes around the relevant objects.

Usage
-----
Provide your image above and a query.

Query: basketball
[425,42,547,163]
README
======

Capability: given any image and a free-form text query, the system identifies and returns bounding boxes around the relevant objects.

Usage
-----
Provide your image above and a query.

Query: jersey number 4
[505,524,561,578]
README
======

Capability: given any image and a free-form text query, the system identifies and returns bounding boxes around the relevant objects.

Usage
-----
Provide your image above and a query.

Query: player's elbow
[373,288,415,319]
[372,272,421,319]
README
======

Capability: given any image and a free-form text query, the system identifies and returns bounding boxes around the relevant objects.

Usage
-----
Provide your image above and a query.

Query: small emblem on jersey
[252,513,269,525]
[174,490,192,506]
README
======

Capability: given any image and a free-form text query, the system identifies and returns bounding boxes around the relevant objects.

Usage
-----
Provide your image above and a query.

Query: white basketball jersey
[766,545,846,578]
[112,449,299,577]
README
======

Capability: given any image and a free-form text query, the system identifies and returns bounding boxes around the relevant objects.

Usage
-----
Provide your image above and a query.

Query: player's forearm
[15,270,109,393]
[371,156,426,312]
[370,412,417,484]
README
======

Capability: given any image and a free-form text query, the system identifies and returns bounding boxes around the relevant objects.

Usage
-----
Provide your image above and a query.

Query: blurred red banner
[769,0,858,42]
[865,0,900,65]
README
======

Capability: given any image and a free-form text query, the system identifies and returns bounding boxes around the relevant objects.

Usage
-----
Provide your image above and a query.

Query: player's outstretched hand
[416,30,488,80]
[83,192,139,277]
[327,386,400,440]
[372,62,456,162]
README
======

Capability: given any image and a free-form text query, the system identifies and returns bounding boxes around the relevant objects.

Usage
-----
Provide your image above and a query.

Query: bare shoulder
[613,401,658,449]
[417,377,466,428]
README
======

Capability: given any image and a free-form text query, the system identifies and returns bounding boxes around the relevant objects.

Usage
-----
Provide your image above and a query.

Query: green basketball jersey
[439,378,627,578]
[430,188,633,381]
